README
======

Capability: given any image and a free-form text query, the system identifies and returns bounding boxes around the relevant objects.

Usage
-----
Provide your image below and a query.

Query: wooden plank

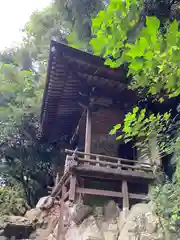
[122,181,129,218]
[51,170,70,197]
[85,107,92,156]
[76,165,154,181]
[76,187,148,201]
[56,185,66,240]
[77,187,123,198]
[69,174,77,202]
[129,193,149,201]
[64,176,71,187]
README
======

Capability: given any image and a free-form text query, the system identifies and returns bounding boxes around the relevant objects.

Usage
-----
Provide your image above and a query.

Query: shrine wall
[78,108,124,157]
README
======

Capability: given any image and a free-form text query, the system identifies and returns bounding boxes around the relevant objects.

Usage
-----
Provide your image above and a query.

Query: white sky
[0,0,52,51]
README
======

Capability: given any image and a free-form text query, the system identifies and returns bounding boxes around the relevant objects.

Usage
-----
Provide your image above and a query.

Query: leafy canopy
[0,63,43,142]
[91,0,180,99]
[110,107,170,138]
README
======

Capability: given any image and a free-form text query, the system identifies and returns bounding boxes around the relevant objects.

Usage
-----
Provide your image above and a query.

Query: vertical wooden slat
[85,107,92,158]
[117,160,121,169]
[122,180,129,218]
[69,174,77,202]
[96,156,100,166]
[55,173,60,185]
[57,185,66,240]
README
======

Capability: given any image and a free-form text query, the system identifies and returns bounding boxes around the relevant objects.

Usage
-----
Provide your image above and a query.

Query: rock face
[118,203,163,240]
[0,215,34,239]
[0,200,164,240]
[42,201,163,240]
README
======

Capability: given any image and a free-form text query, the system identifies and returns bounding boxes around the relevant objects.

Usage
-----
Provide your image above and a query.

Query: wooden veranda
[49,149,155,240]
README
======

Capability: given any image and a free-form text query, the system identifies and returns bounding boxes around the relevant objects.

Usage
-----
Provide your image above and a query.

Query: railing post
[96,156,100,166]
[85,107,92,159]
[117,160,121,170]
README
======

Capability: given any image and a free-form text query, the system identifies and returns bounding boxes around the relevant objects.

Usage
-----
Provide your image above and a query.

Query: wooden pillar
[69,174,76,202]
[57,185,66,240]
[149,132,160,166]
[85,107,92,155]
[122,180,129,218]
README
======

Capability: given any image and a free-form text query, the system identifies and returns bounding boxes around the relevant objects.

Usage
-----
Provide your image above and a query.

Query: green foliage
[91,1,180,236]
[24,0,105,62]
[91,0,180,98]
[0,115,63,207]
[91,0,141,58]
[151,140,180,238]
[110,106,171,152]
[0,184,28,216]
[0,60,61,207]
[57,0,105,51]
[24,4,68,63]
[0,63,43,143]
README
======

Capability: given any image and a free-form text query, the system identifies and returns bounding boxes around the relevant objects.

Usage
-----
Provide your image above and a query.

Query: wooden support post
[55,173,60,186]
[57,185,66,240]
[69,174,77,202]
[85,107,92,159]
[122,180,129,218]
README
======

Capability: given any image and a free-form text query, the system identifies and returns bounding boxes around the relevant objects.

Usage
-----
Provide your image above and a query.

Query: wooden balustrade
[64,149,153,173]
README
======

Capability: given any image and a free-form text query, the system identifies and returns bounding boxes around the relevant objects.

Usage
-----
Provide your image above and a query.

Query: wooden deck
[51,149,155,200]
[51,149,156,240]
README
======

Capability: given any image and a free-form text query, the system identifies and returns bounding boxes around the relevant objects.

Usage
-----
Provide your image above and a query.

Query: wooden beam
[51,170,69,197]
[76,165,154,181]
[57,185,66,240]
[129,193,149,201]
[85,107,92,156]
[69,174,77,202]
[76,187,149,201]
[77,187,123,198]
[122,181,129,218]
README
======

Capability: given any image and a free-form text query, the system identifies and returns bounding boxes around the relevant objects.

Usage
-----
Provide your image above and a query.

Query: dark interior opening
[118,141,137,162]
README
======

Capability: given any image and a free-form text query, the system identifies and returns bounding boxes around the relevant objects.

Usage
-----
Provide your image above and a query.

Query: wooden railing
[64,149,153,174]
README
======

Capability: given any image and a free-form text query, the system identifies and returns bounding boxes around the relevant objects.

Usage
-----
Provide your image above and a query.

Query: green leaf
[159,97,164,103]
[129,59,143,71]
[90,38,105,56]
[146,16,160,34]
[167,20,179,47]
[164,112,170,120]
[116,135,122,140]
[133,106,139,114]
[144,51,153,59]
[109,123,121,135]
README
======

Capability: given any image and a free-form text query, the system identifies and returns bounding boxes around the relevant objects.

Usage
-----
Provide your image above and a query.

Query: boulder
[0,216,34,239]
[104,201,120,221]
[25,208,41,223]
[118,203,163,240]
[103,221,119,240]
[36,196,54,209]
[69,203,93,225]
[80,216,103,240]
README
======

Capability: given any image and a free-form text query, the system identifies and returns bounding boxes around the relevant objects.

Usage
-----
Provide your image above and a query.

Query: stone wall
[27,199,164,240]
[0,199,170,240]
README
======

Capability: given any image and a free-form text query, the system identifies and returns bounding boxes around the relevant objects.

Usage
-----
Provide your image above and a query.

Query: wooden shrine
[39,40,157,239]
